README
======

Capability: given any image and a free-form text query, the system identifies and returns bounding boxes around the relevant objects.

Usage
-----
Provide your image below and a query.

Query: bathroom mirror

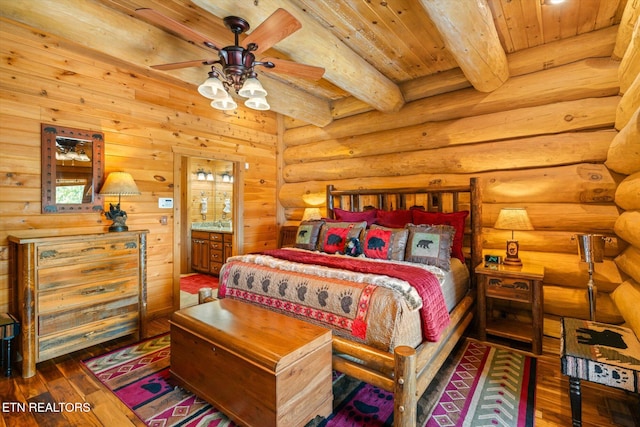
[41,124,105,213]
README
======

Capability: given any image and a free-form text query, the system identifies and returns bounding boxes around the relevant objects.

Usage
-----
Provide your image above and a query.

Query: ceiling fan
[136,8,325,111]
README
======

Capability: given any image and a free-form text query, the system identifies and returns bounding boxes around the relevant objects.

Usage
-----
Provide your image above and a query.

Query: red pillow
[376,210,412,228]
[334,208,378,226]
[411,210,469,263]
[363,227,393,259]
[323,227,350,254]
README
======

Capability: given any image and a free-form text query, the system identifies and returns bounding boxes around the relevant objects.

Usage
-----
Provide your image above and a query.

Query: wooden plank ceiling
[1,0,630,127]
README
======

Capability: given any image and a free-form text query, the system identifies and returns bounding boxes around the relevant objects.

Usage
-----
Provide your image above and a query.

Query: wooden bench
[170,298,333,427]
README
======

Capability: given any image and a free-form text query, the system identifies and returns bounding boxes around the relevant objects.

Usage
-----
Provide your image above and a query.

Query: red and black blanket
[219,249,450,342]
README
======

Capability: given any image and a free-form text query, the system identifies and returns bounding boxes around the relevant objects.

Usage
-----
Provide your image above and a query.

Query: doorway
[172,147,245,311]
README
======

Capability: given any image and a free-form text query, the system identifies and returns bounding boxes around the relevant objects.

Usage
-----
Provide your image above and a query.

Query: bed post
[393,345,417,427]
[326,184,335,219]
[470,177,482,288]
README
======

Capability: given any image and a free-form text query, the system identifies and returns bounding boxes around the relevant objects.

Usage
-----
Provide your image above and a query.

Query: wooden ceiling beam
[418,0,509,93]
[191,0,405,114]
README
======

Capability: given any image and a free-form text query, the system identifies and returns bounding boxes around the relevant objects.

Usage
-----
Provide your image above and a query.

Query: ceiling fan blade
[151,59,217,71]
[136,8,226,51]
[244,9,302,54]
[261,58,325,81]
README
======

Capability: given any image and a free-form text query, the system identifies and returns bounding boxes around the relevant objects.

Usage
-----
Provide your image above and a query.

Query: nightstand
[475,263,544,354]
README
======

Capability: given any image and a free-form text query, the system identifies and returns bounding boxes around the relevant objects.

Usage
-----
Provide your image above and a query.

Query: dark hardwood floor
[1,316,638,427]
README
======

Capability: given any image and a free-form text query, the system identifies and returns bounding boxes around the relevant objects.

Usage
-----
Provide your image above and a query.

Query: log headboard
[326,177,483,281]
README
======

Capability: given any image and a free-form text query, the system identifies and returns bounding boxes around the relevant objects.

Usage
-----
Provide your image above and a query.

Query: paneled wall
[279,28,640,335]
[0,19,279,318]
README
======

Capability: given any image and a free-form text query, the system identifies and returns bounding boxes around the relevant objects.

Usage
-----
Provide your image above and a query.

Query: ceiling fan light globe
[245,96,270,111]
[198,77,226,99]
[238,77,267,98]
[211,97,238,111]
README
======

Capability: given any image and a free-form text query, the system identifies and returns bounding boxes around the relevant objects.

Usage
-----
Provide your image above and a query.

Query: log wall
[0,19,279,317]
[279,22,640,336]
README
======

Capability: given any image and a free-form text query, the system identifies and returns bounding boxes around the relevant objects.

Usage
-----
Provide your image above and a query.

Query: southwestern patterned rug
[82,335,536,427]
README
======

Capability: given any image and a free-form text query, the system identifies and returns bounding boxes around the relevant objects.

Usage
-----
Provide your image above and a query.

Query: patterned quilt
[218,248,450,349]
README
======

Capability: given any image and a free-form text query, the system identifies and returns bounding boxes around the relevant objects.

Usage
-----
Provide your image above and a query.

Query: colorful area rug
[83,335,535,427]
[180,274,218,294]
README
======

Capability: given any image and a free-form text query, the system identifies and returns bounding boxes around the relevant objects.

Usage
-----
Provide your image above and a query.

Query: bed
[218,178,482,426]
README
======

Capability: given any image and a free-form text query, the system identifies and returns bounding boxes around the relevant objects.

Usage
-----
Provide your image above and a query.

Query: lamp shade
[198,75,226,99]
[575,234,606,263]
[244,96,270,111]
[211,94,238,111]
[494,208,533,231]
[99,172,140,196]
[238,77,267,98]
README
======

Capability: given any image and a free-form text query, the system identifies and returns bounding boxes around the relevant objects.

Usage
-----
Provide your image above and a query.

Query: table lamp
[574,234,606,321]
[99,172,140,232]
[494,208,534,266]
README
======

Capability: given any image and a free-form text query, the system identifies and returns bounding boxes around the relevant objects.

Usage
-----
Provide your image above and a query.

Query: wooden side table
[475,263,545,354]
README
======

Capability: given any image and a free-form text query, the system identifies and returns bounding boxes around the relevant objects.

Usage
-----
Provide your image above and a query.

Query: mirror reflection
[54,136,93,204]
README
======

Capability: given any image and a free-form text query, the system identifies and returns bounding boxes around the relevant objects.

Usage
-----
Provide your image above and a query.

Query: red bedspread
[258,249,450,342]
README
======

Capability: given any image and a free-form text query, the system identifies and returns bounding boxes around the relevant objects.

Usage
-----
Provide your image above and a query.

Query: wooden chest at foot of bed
[170,299,333,427]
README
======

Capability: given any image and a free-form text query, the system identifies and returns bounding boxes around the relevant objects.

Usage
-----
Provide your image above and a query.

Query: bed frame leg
[393,345,417,427]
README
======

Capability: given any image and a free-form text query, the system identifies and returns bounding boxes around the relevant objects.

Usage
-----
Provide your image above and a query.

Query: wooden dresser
[9,230,148,378]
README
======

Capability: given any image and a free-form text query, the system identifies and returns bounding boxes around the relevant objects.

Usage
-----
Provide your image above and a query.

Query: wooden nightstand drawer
[485,276,532,302]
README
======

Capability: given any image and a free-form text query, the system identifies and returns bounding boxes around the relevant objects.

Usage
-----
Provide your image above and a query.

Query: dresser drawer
[38,255,139,291]
[38,296,139,336]
[210,262,223,275]
[210,240,223,251]
[38,312,139,361]
[192,230,210,240]
[38,276,140,315]
[210,250,223,262]
[37,237,140,267]
[485,276,532,302]
[210,233,223,242]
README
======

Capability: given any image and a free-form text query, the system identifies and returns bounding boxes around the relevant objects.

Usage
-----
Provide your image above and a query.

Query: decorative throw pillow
[323,227,351,254]
[405,224,456,270]
[318,221,367,252]
[364,225,409,261]
[412,210,469,263]
[334,207,378,226]
[375,209,413,228]
[295,220,324,251]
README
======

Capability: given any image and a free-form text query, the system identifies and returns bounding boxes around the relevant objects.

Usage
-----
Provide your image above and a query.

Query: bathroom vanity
[191,222,233,275]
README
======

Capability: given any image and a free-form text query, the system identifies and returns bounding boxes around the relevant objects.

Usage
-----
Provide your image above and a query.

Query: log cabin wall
[0,18,279,318]
[279,17,640,336]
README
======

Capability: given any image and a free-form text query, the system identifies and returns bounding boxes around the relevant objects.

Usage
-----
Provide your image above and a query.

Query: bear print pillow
[405,224,455,270]
[363,225,409,261]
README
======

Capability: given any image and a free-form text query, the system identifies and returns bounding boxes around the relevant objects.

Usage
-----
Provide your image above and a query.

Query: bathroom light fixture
[196,169,206,181]
[206,171,214,181]
[221,172,233,183]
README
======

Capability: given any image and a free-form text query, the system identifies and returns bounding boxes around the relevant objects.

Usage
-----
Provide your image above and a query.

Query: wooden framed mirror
[41,124,105,213]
